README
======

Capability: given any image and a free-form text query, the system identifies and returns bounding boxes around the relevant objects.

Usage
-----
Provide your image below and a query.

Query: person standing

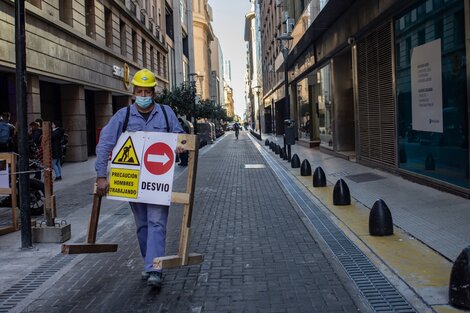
[51,121,64,181]
[0,112,15,152]
[95,69,184,288]
[178,118,190,166]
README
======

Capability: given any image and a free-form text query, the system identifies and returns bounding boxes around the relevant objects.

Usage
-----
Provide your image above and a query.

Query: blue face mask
[135,96,153,109]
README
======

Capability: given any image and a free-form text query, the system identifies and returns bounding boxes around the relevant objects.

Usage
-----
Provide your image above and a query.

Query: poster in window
[411,39,443,133]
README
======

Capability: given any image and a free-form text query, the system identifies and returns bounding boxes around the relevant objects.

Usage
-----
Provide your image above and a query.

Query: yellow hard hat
[132,69,157,88]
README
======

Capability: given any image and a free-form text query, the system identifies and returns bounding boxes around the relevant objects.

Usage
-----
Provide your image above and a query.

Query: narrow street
[16,131,364,313]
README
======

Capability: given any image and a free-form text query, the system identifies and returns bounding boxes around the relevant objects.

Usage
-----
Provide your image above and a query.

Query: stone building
[0,0,193,161]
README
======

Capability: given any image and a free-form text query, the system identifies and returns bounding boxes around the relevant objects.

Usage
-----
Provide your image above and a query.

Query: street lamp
[253,85,262,139]
[278,33,293,134]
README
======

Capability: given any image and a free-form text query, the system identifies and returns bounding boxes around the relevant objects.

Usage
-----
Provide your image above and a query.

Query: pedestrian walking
[0,112,15,152]
[95,68,184,288]
[51,121,64,181]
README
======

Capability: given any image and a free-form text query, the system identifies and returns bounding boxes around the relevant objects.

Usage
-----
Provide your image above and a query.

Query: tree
[155,82,194,118]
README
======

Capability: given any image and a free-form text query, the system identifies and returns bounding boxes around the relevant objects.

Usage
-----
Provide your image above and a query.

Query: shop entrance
[332,49,355,158]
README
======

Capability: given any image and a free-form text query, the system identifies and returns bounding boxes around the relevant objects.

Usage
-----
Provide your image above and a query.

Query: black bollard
[449,246,470,309]
[399,149,407,163]
[275,145,281,155]
[265,139,270,146]
[369,199,393,236]
[291,154,301,168]
[313,167,327,187]
[300,159,312,176]
[283,148,288,160]
[333,179,351,205]
[425,154,435,170]
[280,148,285,159]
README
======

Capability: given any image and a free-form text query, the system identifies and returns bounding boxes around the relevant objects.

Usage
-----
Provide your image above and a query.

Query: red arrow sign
[144,142,175,175]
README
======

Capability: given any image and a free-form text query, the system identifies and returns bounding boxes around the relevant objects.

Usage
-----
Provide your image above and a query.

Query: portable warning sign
[107,131,178,206]
[112,136,140,166]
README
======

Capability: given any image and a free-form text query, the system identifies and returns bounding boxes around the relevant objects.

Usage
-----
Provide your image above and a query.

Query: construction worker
[95,69,184,288]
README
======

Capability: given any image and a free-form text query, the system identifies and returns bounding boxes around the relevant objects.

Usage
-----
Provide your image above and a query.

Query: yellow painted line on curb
[282,164,466,312]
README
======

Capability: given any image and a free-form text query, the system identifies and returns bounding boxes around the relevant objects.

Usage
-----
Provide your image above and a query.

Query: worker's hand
[96,177,109,197]
[175,145,185,154]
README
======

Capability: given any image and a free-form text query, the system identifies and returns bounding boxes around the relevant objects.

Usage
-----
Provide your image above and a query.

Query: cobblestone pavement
[22,132,362,313]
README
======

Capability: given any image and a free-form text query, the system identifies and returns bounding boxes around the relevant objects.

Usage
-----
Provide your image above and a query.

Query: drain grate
[345,173,385,183]
[0,206,130,312]
[256,140,418,313]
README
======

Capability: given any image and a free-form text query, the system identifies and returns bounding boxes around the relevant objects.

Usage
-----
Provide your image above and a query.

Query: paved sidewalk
[9,131,364,313]
[266,135,470,262]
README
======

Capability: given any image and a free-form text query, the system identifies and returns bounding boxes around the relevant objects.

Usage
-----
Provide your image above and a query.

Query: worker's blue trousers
[130,202,169,272]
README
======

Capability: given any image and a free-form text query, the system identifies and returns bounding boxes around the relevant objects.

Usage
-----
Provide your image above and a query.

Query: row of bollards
[265,139,470,310]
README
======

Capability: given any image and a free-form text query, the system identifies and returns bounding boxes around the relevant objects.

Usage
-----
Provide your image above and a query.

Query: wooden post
[42,121,54,227]
[61,184,118,254]
[153,134,203,270]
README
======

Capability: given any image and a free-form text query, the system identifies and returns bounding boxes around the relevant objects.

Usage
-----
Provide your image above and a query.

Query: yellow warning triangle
[112,136,140,166]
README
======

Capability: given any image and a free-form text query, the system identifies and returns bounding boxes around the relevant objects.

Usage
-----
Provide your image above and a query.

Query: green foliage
[155,83,231,122]
[155,82,194,117]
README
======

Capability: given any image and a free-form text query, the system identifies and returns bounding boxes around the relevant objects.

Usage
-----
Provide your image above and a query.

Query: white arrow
[147,152,170,165]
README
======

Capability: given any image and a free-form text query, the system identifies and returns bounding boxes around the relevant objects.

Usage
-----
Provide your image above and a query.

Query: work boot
[141,271,150,281]
[147,272,163,287]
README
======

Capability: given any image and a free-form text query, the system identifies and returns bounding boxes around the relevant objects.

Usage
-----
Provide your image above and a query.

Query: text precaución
[108,168,140,199]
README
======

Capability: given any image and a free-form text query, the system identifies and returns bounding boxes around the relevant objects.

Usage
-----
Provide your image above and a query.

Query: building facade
[0,0,193,162]
[192,0,214,100]
[261,0,470,196]
[165,0,195,87]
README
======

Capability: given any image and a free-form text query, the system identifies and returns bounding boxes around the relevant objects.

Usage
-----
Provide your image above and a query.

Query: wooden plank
[10,154,17,230]
[153,253,203,270]
[0,226,16,236]
[61,243,118,254]
[0,188,12,194]
[86,193,102,244]
[178,139,199,263]
[42,121,54,226]
[171,192,190,205]
[176,134,197,151]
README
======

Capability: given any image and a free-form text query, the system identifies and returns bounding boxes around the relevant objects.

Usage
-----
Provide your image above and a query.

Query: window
[157,51,161,76]
[165,6,174,40]
[162,55,167,79]
[182,35,189,58]
[26,0,41,8]
[104,7,113,48]
[85,0,96,39]
[150,46,155,73]
[120,20,127,56]
[395,0,469,189]
[132,30,138,63]
[142,38,147,68]
[59,0,73,26]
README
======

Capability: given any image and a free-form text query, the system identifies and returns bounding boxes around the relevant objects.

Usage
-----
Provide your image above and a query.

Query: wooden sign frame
[63,134,204,270]
[0,153,18,236]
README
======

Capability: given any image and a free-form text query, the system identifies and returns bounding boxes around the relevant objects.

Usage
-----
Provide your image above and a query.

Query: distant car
[227,123,234,131]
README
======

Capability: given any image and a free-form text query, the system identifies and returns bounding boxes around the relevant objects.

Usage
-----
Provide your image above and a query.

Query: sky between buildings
[208,0,252,118]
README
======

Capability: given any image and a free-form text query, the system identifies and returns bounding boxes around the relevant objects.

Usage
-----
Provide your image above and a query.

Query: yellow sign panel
[112,136,140,166]
[108,168,140,199]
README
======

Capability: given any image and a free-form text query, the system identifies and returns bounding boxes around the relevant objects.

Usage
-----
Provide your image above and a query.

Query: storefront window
[297,76,311,141]
[295,64,332,144]
[395,0,469,189]
[317,64,333,148]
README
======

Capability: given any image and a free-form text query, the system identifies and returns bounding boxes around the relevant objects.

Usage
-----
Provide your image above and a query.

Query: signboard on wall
[411,39,443,133]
